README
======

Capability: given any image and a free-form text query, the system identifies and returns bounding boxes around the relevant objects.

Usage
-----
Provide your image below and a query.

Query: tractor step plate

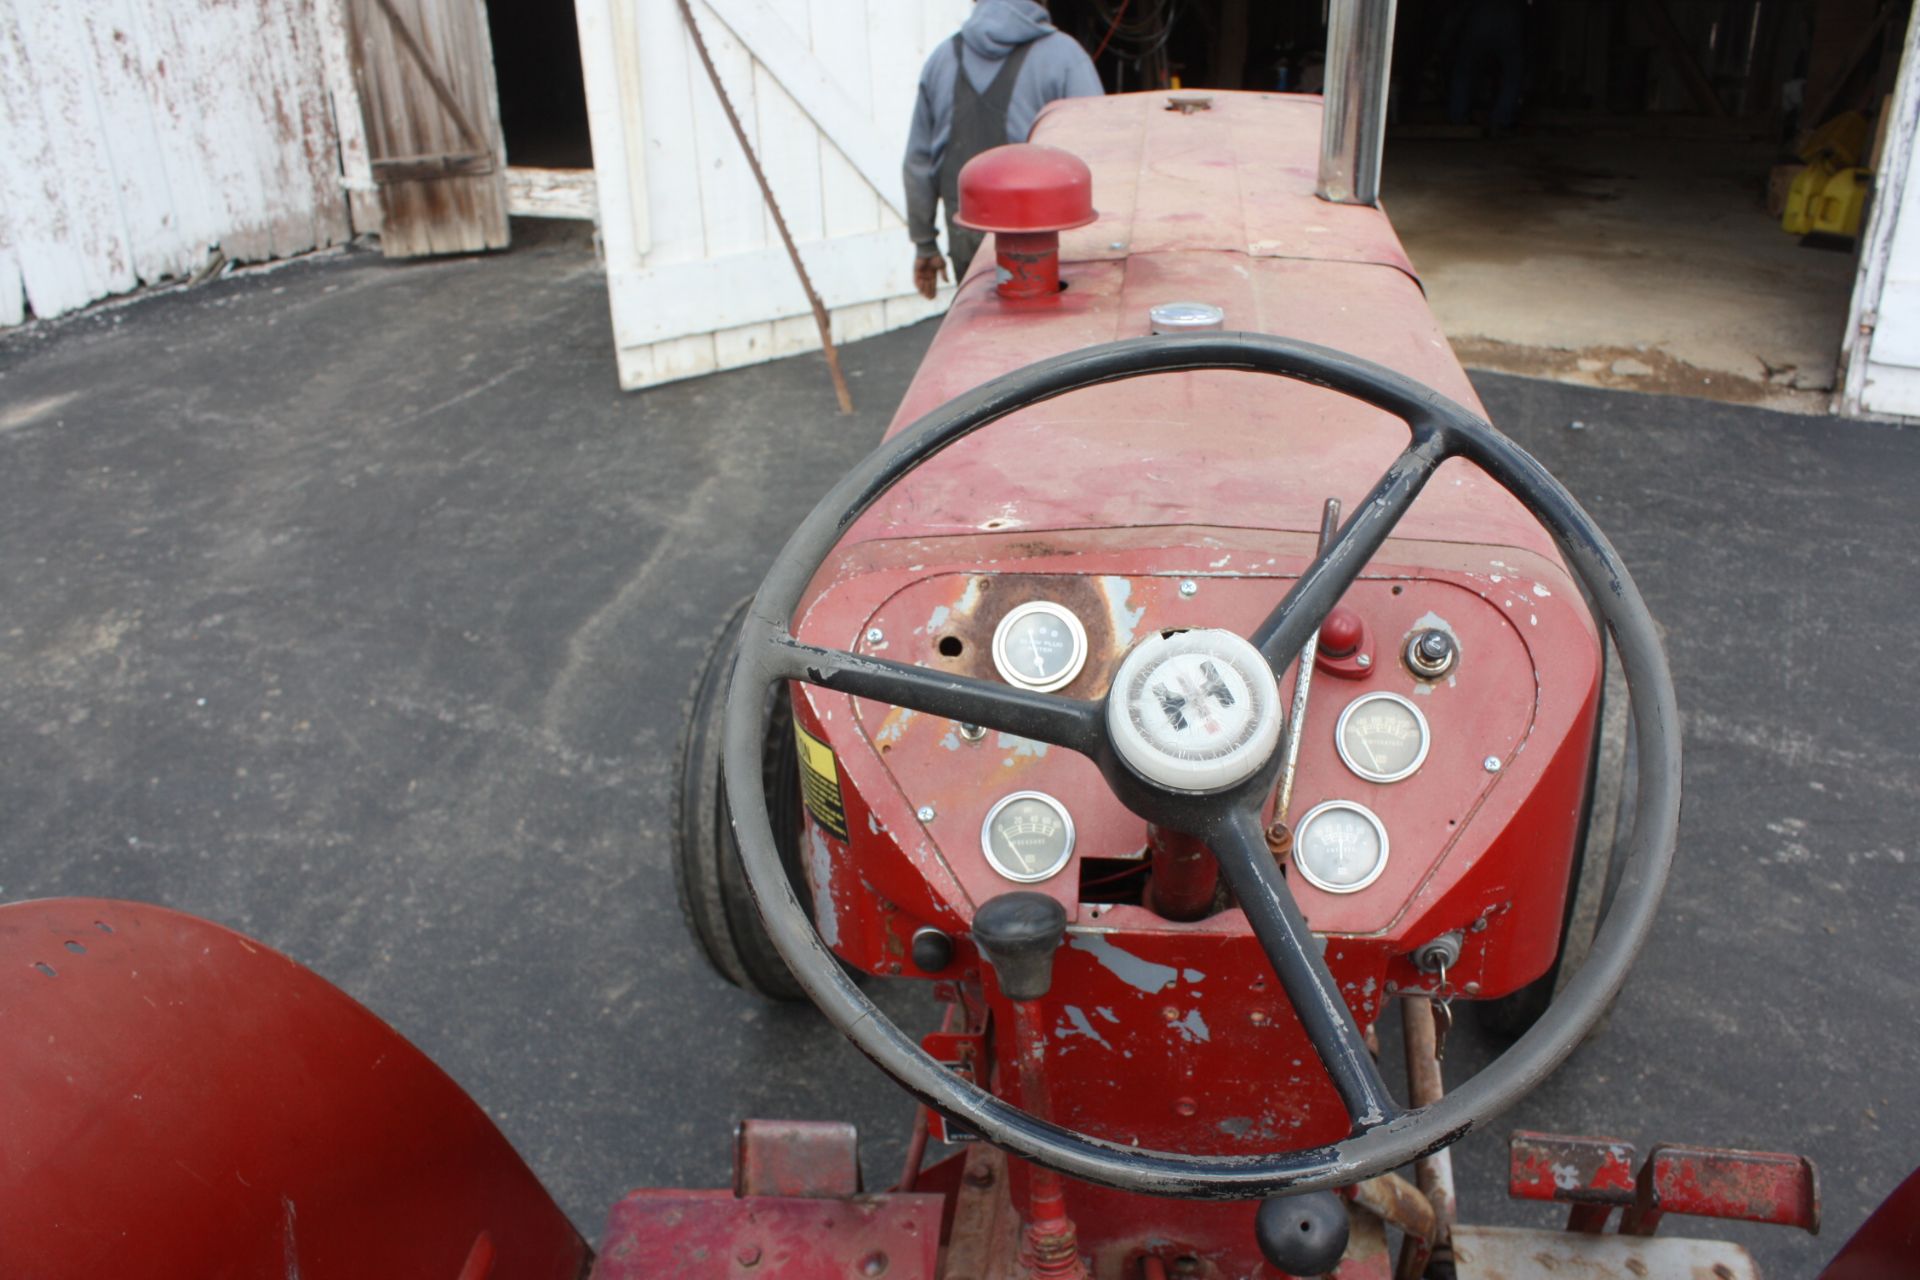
[1452,1224,1760,1279]
[591,1189,944,1280]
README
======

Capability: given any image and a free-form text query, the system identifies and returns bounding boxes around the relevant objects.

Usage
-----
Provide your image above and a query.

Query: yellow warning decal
[793,721,849,840]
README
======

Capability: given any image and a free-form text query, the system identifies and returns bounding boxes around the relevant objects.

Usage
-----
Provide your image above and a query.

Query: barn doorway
[1044,0,1906,410]
[488,0,598,221]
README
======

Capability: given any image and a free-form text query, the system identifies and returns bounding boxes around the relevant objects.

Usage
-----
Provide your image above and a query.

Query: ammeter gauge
[991,602,1089,692]
[979,791,1075,883]
[1292,800,1390,893]
[1335,692,1431,784]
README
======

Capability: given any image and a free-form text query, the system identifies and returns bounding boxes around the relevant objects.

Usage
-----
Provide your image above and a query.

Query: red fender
[0,899,587,1280]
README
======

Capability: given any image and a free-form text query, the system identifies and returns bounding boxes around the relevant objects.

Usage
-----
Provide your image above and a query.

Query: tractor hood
[847,91,1553,564]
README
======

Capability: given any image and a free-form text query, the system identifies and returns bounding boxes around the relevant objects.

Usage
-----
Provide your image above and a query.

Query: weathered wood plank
[605,226,916,347]
[0,0,349,325]
[506,167,598,220]
[686,0,767,260]
[347,0,508,258]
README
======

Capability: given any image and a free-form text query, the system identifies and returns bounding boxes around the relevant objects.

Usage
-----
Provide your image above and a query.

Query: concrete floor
[1389,133,1860,411]
[2,230,1917,1276]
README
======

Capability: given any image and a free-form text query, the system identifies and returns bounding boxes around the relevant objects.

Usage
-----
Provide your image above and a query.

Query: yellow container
[1782,160,1835,235]
[1812,166,1870,238]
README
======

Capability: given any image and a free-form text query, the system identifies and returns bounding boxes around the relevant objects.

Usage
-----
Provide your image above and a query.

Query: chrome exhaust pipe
[1317,0,1398,206]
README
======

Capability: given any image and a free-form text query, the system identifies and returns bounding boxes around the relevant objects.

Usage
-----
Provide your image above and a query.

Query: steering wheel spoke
[764,631,1107,757]
[1251,427,1453,670]
[1208,807,1398,1131]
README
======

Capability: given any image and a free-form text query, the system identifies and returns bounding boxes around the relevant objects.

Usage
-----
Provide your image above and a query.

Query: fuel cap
[1149,302,1226,334]
[1107,629,1282,792]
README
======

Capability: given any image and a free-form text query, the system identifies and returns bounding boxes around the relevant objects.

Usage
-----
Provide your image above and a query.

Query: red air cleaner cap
[956,144,1097,233]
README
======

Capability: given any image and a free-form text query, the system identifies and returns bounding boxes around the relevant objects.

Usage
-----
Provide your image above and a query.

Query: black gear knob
[1254,1191,1349,1276]
[971,892,1068,1001]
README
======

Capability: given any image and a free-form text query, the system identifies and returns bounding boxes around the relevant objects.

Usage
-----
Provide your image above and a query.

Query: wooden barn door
[346,0,510,257]
[573,0,970,389]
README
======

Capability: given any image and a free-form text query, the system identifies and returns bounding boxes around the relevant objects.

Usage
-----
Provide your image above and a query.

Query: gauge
[1335,692,1431,784]
[979,791,1076,883]
[991,602,1089,693]
[1292,800,1390,894]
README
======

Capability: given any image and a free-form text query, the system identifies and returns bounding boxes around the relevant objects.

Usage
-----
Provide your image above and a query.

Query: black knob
[1407,628,1457,677]
[911,926,954,973]
[971,893,1067,1002]
[1254,1192,1349,1276]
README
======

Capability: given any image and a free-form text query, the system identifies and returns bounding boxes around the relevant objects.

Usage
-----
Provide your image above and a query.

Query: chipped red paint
[779,92,1601,1275]
[1508,1131,1641,1206]
[1621,1144,1821,1236]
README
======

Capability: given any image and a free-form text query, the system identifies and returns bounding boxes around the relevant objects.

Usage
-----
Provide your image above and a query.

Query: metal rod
[1317,0,1398,206]
[675,0,854,414]
[1276,498,1341,824]
[1400,996,1456,1243]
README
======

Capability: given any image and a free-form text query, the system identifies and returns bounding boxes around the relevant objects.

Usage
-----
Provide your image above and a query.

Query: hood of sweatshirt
[961,0,1055,59]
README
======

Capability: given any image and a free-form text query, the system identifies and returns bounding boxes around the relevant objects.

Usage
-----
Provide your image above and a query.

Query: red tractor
[5,23,1912,1280]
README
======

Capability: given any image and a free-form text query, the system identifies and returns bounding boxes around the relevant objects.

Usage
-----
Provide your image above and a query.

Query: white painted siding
[1843,5,1920,419]
[0,0,350,327]
[574,0,967,391]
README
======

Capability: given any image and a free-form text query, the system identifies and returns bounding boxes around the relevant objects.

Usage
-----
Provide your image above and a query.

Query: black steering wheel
[723,333,1679,1199]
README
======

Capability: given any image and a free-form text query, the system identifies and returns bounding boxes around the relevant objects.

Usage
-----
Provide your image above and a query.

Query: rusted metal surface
[0,899,586,1280]
[1451,1224,1760,1280]
[771,87,1603,1270]
[1620,1144,1821,1236]
[591,1189,942,1280]
[1348,1171,1436,1247]
[1401,996,1455,1219]
[732,1119,862,1199]
[943,1146,1021,1280]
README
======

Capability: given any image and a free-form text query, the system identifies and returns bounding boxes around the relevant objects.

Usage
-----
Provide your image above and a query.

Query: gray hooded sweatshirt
[903,0,1103,255]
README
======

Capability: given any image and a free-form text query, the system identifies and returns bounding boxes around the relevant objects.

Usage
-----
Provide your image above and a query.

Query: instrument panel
[839,565,1569,935]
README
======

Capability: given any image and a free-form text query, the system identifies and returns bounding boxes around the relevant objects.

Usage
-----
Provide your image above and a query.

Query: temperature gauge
[1292,800,1390,894]
[991,602,1089,693]
[979,791,1075,883]
[1335,692,1431,783]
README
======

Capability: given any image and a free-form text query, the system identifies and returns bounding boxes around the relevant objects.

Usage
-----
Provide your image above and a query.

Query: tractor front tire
[673,598,812,1002]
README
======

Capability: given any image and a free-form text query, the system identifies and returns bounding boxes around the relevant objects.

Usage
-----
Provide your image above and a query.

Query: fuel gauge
[1335,692,1431,784]
[980,791,1075,883]
[1293,800,1390,893]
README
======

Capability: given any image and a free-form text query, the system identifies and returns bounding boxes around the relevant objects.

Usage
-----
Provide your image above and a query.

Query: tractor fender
[0,898,587,1280]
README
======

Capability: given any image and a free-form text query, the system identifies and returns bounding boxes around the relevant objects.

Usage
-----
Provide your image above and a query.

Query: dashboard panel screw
[916,805,936,823]
[1483,756,1502,772]
[1178,579,1198,597]
[865,627,884,644]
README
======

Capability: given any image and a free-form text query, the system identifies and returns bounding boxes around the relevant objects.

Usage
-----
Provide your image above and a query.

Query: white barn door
[1842,5,1920,419]
[573,0,970,390]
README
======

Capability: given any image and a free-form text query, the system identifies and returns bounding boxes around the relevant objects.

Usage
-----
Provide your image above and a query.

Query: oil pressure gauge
[1292,800,1390,894]
[1335,692,1431,784]
[980,791,1075,883]
[991,602,1088,692]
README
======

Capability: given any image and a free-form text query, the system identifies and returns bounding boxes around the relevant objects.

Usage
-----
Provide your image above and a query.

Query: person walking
[903,0,1103,298]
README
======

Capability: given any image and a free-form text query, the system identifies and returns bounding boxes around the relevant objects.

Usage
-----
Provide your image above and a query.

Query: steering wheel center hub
[1107,628,1283,792]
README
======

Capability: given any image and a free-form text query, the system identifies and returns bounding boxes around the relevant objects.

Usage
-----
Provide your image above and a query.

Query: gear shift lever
[971,892,1084,1279]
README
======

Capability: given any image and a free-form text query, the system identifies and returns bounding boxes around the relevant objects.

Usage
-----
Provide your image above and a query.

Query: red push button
[1319,606,1364,657]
